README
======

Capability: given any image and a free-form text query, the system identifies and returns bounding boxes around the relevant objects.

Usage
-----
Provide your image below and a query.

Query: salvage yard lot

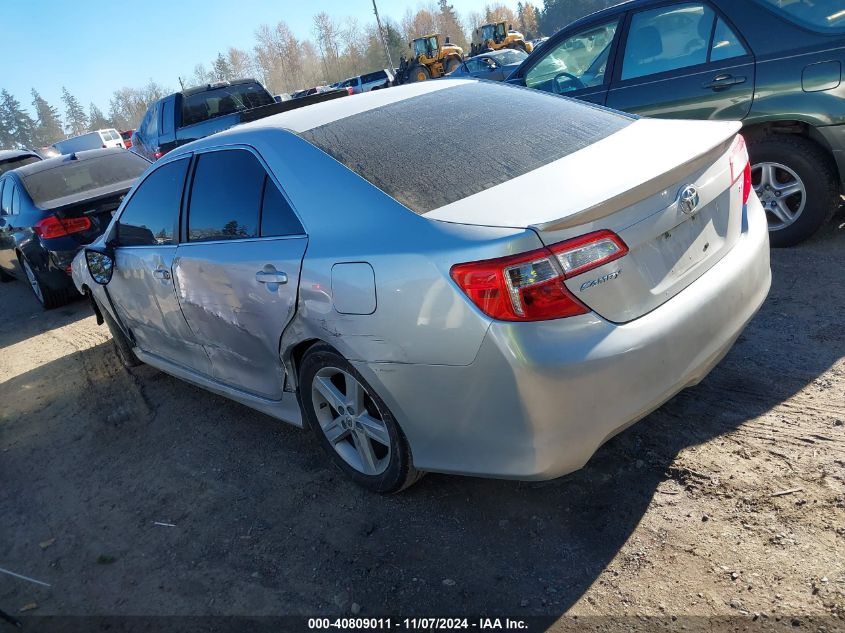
[1,210,844,621]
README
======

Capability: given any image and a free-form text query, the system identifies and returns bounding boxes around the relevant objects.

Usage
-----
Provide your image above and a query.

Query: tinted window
[300,82,633,214]
[11,186,21,214]
[1,181,13,215]
[143,103,159,139]
[0,155,40,175]
[260,177,303,237]
[622,4,715,81]
[188,150,264,241]
[161,99,174,135]
[710,18,748,61]
[181,83,274,127]
[22,152,149,207]
[755,0,845,32]
[117,158,188,246]
[526,20,618,92]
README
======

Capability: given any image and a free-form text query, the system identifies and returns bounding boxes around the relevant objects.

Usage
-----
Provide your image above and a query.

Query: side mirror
[85,247,115,285]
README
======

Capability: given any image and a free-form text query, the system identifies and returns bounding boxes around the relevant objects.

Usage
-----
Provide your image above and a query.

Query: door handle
[255,270,288,284]
[152,268,171,280]
[702,74,747,90]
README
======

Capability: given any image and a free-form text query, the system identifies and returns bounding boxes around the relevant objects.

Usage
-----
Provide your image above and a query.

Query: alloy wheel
[22,258,44,304]
[752,161,807,231]
[311,367,391,476]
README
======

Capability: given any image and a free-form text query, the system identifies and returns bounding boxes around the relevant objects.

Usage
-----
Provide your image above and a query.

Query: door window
[621,3,717,80]
[260,177,303,237]
[187,150,264,242]
[1,180,13,215]
[525,20,619,93]
[117,158,189,246]
[710,18,748,62]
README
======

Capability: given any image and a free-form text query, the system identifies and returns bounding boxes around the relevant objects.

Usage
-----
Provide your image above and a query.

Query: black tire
[100,300,141,368]
[20,255,76,310]
[299,343,423,493]
[748,135,840,247]
[510,41,527,52]
[408,64,431,82]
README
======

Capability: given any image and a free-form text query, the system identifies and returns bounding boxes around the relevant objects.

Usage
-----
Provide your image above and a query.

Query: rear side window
[117,158,188,247]
[299,82,633,214]
[260,177,303,237]
[1,181,14,215]
[755,0,845,33]
[187,150,264,242]
[161,99,174,135]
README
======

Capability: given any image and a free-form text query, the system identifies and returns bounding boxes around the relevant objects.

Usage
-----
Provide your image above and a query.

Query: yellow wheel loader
[471,22,534,56]
[395,34,464,84]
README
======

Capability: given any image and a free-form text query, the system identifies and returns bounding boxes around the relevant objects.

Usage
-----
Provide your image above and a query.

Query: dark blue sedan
[0,148,149,308]
[447,48,529,81]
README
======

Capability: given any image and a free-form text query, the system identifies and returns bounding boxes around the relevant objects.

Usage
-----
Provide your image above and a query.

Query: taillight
[153,148,163,160]
[34,215,92,239]
[729,134,752,205]
[450,230,628,322]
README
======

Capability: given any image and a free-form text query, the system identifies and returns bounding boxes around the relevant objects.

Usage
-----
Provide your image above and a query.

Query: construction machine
[395,34,464,83]
[471,22,534,56]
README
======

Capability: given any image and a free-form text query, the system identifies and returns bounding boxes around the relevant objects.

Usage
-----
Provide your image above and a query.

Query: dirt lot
[1,211,844,630]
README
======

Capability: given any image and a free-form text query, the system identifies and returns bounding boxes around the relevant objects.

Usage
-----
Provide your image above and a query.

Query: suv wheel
[749,136,840,247]
[21,256,75,310]
[299,344,423,493]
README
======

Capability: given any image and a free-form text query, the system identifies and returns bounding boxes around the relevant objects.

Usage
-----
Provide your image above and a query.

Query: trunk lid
[51,189,128,245]
[426,118,745,323]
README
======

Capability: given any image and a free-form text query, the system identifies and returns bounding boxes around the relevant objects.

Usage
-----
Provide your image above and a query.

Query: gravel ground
[1,210,843,630]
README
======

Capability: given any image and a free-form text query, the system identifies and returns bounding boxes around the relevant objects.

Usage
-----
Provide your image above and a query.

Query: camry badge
[678,185,700,216]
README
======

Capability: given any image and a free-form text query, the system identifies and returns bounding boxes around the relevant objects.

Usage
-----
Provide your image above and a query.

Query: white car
[52,129,125,155]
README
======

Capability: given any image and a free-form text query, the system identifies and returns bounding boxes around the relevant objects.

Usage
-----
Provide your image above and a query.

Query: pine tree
[61,87,88,136]
[212,53,233,81]
[0,90,37,149]
[88,103,111,130]
[31,89,64,146]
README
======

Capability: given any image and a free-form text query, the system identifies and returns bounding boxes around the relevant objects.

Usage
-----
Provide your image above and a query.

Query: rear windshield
[0,155,40,176]
[22,152,149,206]
[299,82,633,214]
[182,83,274,126]
[755,0,845,32]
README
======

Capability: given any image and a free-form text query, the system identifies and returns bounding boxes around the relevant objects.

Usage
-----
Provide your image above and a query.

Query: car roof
[10,148,127,177]
[0,149,40,161]
[189,79,476,142]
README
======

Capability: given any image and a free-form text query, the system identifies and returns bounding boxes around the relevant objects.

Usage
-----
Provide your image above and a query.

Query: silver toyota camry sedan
[73,79,771,493]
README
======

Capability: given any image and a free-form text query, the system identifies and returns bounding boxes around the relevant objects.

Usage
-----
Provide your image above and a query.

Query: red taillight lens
[729,134,752,205]
[153,148,163,160]
[450,230,628,322]
[34,215,92,239]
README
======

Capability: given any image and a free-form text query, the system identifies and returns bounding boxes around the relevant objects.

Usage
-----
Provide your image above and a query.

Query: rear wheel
[408,64,431,82]
[749,136,840,247]
[300,344,422,493]
[21,255,75,310]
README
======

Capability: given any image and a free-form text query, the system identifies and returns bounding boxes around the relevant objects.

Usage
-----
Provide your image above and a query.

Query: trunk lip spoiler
[530,135,736,234]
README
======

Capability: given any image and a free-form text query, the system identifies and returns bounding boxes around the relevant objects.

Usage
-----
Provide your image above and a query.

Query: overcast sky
[2,0,521,115]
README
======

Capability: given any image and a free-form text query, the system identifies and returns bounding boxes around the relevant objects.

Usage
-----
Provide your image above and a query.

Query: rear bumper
[354,195,771,480]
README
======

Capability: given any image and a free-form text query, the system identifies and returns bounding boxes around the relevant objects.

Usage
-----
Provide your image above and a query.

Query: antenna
[372,0,395,72]
[178,76,186,90]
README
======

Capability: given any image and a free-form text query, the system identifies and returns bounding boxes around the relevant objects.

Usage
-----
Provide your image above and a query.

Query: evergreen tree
[88,102,111,130]
[0,90,37,149]
[212,53,233,81]
[61,87,88,136]
[31,89,64,146]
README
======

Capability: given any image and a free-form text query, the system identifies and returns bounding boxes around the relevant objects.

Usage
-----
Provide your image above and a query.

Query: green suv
[508,0,845,246]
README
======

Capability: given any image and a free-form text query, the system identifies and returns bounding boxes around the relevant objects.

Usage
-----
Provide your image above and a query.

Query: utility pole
[372,0,395,72]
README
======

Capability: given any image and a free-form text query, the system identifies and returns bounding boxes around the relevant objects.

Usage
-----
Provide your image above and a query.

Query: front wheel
[408,64,431,82]
[749,136,840,247]
[299,344,422,493]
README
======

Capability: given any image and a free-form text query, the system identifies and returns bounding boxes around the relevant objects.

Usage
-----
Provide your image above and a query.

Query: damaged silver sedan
[73,80,771,492]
